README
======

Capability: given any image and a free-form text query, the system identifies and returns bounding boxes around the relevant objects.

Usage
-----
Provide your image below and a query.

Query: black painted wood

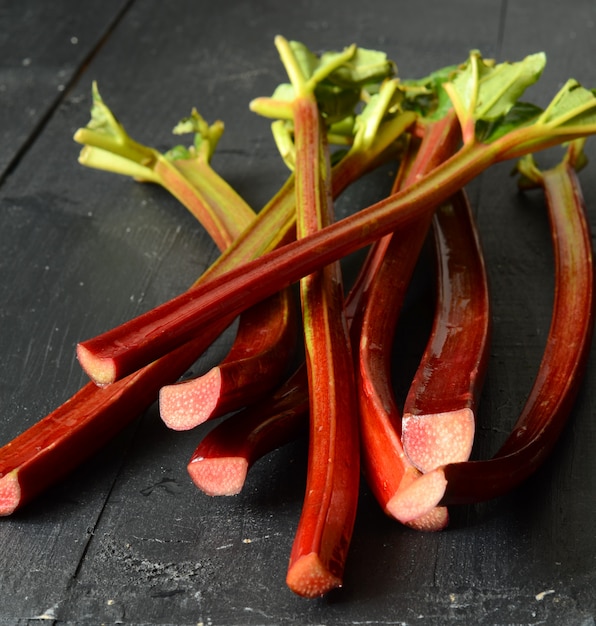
[1,0,595,623]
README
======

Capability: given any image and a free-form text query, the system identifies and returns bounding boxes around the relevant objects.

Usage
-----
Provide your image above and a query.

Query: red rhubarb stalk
[187,367,309,496]
[401,188,491,472]
[387,140,595,519]
[159,289,297,430]
[273,38,360,598]
[0,326,230,516]
[356,111,460,530]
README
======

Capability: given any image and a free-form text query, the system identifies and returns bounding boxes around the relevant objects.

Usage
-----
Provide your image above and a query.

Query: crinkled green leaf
[323,47,396,87]
[446,51,546,123]
[169,108,224,161]
[401,63,459,119]
[87,82,125,140]
[314,83,361,124]
[165,144,192,161]
[475,52,545,120]
[539,80,596,127]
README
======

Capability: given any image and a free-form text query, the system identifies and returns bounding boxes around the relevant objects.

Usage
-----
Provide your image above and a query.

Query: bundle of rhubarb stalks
[1,37,596,598]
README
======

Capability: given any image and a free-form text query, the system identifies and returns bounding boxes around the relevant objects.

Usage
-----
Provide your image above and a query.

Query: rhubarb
[260,37,361,598]
[401,188,491,472]
[187,367,309,496]
[388,139,595,518]
[1,47,413,514]
[75,54,596,384]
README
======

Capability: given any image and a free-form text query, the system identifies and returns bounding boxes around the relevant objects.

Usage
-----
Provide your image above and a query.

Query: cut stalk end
[187,456,248,496]
[402,408,475,472]
[286,552,342,598]
[159,368,222,431]
[76,343,117,387]
[386,469,448,523]
[0,471,21,516]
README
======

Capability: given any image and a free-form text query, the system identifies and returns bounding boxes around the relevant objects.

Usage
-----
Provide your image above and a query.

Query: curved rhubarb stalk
[187,367,309,496]
[356,112,461,530]
[387,142,595,520]
[401,188,491,472]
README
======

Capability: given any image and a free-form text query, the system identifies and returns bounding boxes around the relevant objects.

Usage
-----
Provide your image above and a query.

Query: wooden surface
[1,1,595,624]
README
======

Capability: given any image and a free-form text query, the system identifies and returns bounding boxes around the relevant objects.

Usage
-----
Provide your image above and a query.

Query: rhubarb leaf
[475,101,542,143]
[401,64,459,120]
[323,47,396,88]
[169,108,225,162]
[474,52,545,120]
[538,80,596,128]
[443,50,546,142]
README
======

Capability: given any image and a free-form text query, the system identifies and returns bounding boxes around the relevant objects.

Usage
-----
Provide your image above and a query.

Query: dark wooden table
[1,1,595,624]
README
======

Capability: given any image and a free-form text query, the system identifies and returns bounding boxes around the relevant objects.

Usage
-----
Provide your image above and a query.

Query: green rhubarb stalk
[75,84,249,249]
[75,88,299,421]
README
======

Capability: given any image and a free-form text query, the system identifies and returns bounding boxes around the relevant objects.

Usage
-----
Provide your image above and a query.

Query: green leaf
[539,80,596,128]
[401,63,459,119]
[314,83,361,124]
[474,52,545,120]
[288,40,319,83]
[87,82,126,142]
[322,47,396,87]
[444,50,546,124]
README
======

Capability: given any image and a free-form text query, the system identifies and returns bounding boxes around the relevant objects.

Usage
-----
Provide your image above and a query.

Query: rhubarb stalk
[354,110,463,529]
[401,188,491,472]
[265,36,360,598]
[387,140,595,518]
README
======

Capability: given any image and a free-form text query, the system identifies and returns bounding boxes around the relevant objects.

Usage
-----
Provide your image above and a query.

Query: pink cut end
[386,469,448,524]
[159,368,223,431]
[76,343,116,387]
[402,408,475,473]
[0,472,22,516]
[404,506,449,532]
[187,457,249,496]
[286,552,342,598]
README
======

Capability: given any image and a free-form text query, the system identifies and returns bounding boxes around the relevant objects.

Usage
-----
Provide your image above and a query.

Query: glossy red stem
[401,188,491,473]
[390,155,595,513]
[357,112,460,527]
[285,97,360,598]
[159,289,297,430]
[187,364,309,496]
